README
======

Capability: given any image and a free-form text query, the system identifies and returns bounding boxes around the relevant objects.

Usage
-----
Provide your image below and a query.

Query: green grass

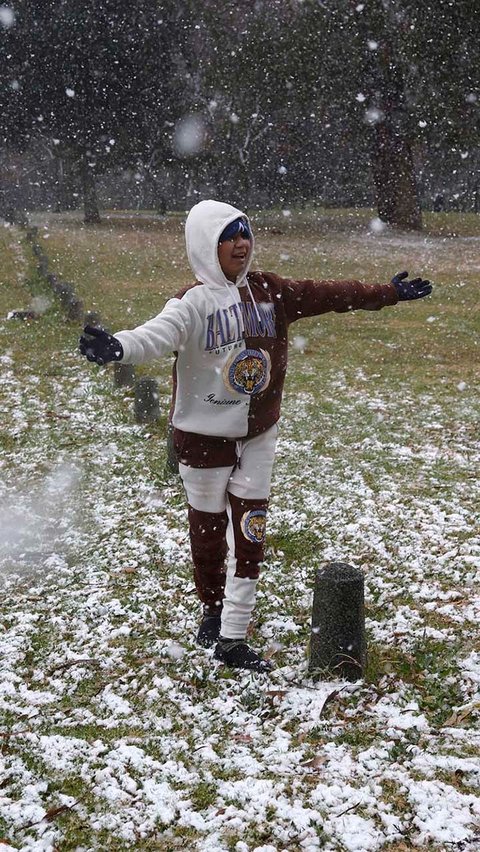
[1,209,479,851]
[0,228,32,311]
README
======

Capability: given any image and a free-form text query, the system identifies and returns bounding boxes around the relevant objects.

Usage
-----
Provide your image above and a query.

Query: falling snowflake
[365,107,385,124]
[173,114,206,157]
[0,5,15,27]
[292,335,307,352]
[369,217,387,234]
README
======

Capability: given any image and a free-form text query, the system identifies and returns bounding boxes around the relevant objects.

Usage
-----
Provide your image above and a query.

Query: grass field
[0,208,479,851]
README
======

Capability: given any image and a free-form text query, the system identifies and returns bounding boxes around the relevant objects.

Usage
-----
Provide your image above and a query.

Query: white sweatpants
[179,424,278,638]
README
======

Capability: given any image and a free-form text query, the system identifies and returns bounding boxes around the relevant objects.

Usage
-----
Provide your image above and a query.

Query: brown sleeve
[264,271,399,323]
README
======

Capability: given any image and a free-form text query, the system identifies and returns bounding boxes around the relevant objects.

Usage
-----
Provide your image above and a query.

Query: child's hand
[79,325,124,365]
[391,271,432,301]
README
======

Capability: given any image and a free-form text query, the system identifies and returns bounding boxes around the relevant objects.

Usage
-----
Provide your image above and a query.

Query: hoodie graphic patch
[224,349,271,396]
[205,302,276,352]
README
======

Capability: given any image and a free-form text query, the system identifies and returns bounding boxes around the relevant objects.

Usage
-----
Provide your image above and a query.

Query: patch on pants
[241,509,267,544]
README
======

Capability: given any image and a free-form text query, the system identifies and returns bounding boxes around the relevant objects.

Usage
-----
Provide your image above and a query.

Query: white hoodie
[115,200,262,439]
[115,199,399,442]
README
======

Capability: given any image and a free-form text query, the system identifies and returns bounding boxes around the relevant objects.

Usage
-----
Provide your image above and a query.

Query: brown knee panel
[228,494,268,580]
[188,506,228,608]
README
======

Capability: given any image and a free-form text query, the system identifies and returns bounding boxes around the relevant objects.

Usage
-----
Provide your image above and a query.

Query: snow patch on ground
[1,327,479,849]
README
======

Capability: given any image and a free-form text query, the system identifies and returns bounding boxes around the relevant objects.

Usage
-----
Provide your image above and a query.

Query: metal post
[37,254,49,277]
[309,562,366,681]
[65,296,84,322]
[113,362,136,388]
[83,311,104,328]
[134,377,160,423]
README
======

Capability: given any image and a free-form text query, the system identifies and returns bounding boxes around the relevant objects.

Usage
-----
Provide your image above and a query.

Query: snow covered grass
[1,213,479,851]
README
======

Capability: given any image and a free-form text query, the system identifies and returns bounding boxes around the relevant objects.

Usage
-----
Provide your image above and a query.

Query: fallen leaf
[19,801,78,831]
[302,754,327,770]
[44,805,71,821]
[318,689,340,716]
[267,689,288,701]
[264,644,280,660]
[443,699,480,727]
[233,733,253,743]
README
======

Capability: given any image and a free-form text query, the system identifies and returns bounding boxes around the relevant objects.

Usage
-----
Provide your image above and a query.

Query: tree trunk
[55,157,77,212]
[80,152,101,224]
[372,114,422,230]
[362,0,422,231]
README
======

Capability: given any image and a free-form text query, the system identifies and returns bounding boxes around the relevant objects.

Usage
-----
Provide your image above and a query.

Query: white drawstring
[208,277,263,340]
[235,439,243,468]
[245,279,263,330]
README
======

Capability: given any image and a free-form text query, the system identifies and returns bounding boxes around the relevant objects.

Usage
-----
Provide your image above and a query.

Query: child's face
[218,231,251,282]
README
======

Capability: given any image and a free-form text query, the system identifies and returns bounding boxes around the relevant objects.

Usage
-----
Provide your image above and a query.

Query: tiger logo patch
[241,509,267,544]
[224,348,271,396]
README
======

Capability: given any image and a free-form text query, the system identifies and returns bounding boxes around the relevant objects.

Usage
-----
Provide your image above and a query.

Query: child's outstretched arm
[79,296,195,366]
[272,269,432,322]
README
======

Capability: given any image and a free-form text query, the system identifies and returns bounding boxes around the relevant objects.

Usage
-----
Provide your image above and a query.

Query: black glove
[391,271,432,301]
[79,325,123,365]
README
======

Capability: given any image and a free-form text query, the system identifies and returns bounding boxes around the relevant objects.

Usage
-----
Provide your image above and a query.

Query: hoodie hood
[185,199,255,290]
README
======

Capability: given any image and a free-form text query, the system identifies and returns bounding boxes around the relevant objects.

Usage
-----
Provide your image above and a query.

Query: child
[79,199,432,671]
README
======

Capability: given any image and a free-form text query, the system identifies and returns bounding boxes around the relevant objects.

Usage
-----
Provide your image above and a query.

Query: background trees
[0,0,478,228]
[0,0,186,221]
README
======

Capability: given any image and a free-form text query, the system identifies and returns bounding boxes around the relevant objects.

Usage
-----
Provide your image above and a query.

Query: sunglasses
[218,217,252,243]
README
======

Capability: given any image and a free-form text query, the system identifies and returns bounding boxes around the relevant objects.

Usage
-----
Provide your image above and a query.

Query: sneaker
[196,610,222,647]
[213,637,274,672]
